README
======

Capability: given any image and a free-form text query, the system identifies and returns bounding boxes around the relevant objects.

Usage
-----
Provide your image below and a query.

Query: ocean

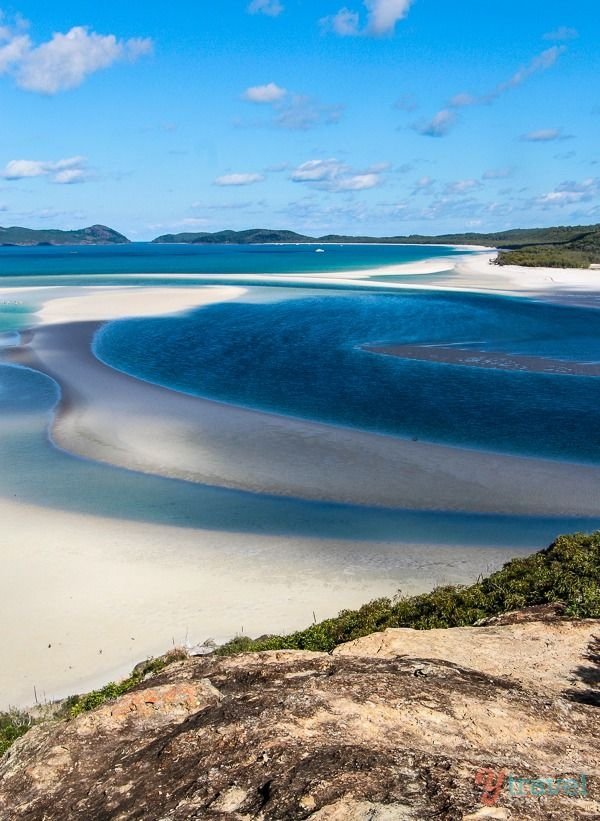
[2,242,600,547]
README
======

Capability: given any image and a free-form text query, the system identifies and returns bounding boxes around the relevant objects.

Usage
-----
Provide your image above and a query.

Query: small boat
[315,248,325,253]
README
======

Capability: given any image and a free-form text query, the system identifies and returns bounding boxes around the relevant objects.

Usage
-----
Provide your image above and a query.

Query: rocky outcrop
[0,615,598,820]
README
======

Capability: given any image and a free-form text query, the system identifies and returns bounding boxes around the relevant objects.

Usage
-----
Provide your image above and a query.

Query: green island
[2,221,600,267]
[0,224,130,246]
[2,530,598,756]
[153,223,600,268]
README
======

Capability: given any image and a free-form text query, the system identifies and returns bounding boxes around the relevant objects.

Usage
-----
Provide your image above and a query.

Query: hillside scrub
[218,531,600,655]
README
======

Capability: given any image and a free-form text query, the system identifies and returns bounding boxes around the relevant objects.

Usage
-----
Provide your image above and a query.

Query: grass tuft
[63,649,188,718]
[0,710,33,757]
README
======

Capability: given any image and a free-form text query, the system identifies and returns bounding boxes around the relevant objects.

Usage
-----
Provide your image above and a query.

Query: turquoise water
[95,290,600,463]
[0,301,35,333]
[1,364,598,546]
[2,242,599,548]
[0,242,461,282]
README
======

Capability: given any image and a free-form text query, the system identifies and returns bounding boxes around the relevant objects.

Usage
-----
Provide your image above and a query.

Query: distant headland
[2,222,600,268]
[0,224,130,247]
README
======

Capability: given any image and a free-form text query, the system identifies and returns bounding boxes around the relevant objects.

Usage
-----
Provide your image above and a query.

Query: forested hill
[152,223,600,249]
[0,225,130,246]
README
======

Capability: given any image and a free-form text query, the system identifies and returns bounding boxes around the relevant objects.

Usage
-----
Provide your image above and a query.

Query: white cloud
[336,173,380,190]
[535,178,599,207]
[2,156,89,183]
[416,47,566,138]
[247,0,284,17]
[521,128,566,142]
[485,46,564,102]
[415,109,456,137]
[274,95,343,130]
[0,34,29,73]
[321,0,413,37]
[365,0,414,35]
[243,82,287,103]
[449,92,476,108]
[291,159,345,182]
[0,14,152,94]
[213,173,265,186]
[324,9,360,36]
[237,90,343,131]
[412,175,434,192]
[543,26,578,42]
[52,168,87,184]
[291,158,384,192]
[444,179,481,194]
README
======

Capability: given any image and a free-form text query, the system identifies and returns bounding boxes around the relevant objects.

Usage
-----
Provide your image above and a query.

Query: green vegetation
[63,649,187,718]
[217,531,600,655]
[496,226,600,268]
[0,650,186,758]
[0,710,32,757]
[152,228,310,244]
[2,533,598,757]
[151,222,600,255]
[0,224,130,246]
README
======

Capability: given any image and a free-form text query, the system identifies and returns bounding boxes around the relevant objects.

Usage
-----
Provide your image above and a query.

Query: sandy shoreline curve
[2,257,600,708]
[6,291,600,517]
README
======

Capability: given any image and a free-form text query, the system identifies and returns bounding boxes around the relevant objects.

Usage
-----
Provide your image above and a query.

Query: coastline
[3,253,600,708]
[8,311,600,517]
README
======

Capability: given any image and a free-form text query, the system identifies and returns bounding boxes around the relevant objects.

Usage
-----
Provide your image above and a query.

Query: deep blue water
[95,290,600,463]
[0,241,461,281]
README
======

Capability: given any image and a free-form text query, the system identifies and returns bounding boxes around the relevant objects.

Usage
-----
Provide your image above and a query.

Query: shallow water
[95,289,600,463]
[1,363,598,547]
[2,244,599,552]
[0,242,461,281]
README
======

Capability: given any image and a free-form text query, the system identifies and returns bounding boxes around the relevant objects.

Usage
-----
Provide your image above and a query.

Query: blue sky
[0,0,598,238]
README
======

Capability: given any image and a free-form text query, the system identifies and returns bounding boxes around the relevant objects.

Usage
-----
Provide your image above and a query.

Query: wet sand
[8,310,600,518]
[2,272,600,709]
[363,342,600,376]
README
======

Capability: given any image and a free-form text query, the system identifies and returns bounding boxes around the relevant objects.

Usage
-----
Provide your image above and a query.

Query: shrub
[0,710,32,757]
[217,531,600,655]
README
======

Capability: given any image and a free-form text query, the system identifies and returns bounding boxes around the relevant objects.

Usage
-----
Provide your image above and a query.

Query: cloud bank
[2,156,89,183]
[291,158,384,191]
[0,15,152,93]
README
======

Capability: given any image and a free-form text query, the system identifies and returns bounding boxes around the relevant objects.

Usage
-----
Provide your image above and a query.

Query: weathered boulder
[0,618,598,820]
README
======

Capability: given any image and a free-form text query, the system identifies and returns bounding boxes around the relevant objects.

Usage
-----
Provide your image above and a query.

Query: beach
[2,249,600,709]
[8,314,600,517]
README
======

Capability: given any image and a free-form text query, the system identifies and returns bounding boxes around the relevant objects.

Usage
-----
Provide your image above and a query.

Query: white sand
[37,284,247,324]
[0,495,526,709]
[16,316,600,518]
[2,257,599,709]
[4,249,600,306]
[364,251,600,303]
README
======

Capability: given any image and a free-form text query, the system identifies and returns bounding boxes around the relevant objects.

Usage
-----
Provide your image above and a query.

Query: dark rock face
[1,634,599,820]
